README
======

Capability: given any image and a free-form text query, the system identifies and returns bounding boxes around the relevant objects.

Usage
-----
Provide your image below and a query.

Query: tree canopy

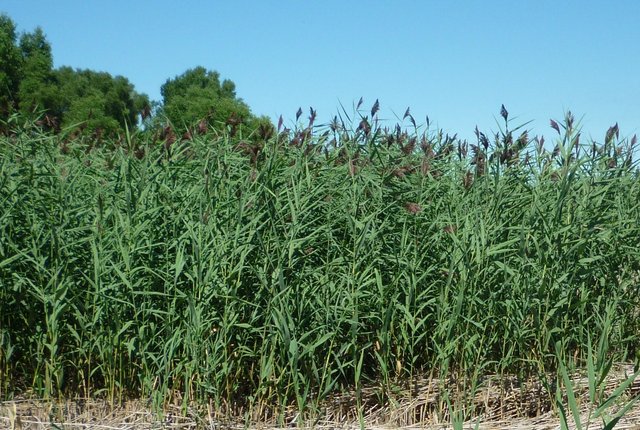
[0,13,272,139]
[159,66,274,136]
[0,13,149,136]
[18,28,58,120]
[0,14,22,118]
[53,67,149,136]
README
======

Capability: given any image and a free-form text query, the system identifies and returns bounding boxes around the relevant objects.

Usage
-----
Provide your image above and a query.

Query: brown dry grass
[2,364,639,429]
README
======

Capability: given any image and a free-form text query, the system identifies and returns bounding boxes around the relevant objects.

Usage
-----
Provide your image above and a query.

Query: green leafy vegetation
[0,14,149,138]
[0,14,23,118]
[157,66,273,139]
[0,104,638,426]
[0,13,268,140]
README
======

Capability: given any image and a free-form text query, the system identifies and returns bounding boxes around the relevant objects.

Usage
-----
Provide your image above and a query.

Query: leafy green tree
[17,27,58,119]
[0,13,149,136]
[160,66,259,133]
[0,14,22,118]
[53,67,149,137]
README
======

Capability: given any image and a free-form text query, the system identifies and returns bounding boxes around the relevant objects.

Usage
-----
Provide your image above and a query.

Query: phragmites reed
[1,104,638,429]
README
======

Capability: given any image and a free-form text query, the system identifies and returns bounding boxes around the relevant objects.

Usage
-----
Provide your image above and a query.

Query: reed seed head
[421,138,434,157]
[308,107,317,128]
[475,127,490,151]
[500,104,509,121]
[605,123,619,144]
[348,159,357,176]
[463,171,474,190]
[404,202,422,214]
[258,122,274,141]
[565,111,574,131]
[401,137,416,155]
[162,125,176,150]
[358,118,371,136]
[371,99,380,117]
[134,146,145,160]
[535,136,544,154]
[197,119,208,135]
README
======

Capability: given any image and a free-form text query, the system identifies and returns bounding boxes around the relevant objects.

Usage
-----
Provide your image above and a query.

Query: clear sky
[2,1,639,143]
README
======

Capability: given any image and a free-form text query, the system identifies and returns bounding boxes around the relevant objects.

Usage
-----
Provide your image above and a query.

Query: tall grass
[0,107,639,425]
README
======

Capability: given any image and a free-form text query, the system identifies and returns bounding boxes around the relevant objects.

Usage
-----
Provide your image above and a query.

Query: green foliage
[0,109,638,426]
[0,14,149,137]
[17,27,57,118]
[1,14,268,139]
[0,14,22,118]
[160,66,257,133]
[52,67,149,137]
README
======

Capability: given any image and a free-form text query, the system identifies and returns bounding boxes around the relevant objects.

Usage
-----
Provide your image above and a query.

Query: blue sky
[2,1,639,143]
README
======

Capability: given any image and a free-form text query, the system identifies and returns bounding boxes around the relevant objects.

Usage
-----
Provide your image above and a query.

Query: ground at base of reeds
[1,364,640,429]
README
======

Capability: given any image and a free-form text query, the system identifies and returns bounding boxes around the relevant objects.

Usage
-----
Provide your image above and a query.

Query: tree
[160,66,257,133]
[0,14,150,136]
[53,67,149,137]
[0,14,22,118]
[17,27,58,119]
